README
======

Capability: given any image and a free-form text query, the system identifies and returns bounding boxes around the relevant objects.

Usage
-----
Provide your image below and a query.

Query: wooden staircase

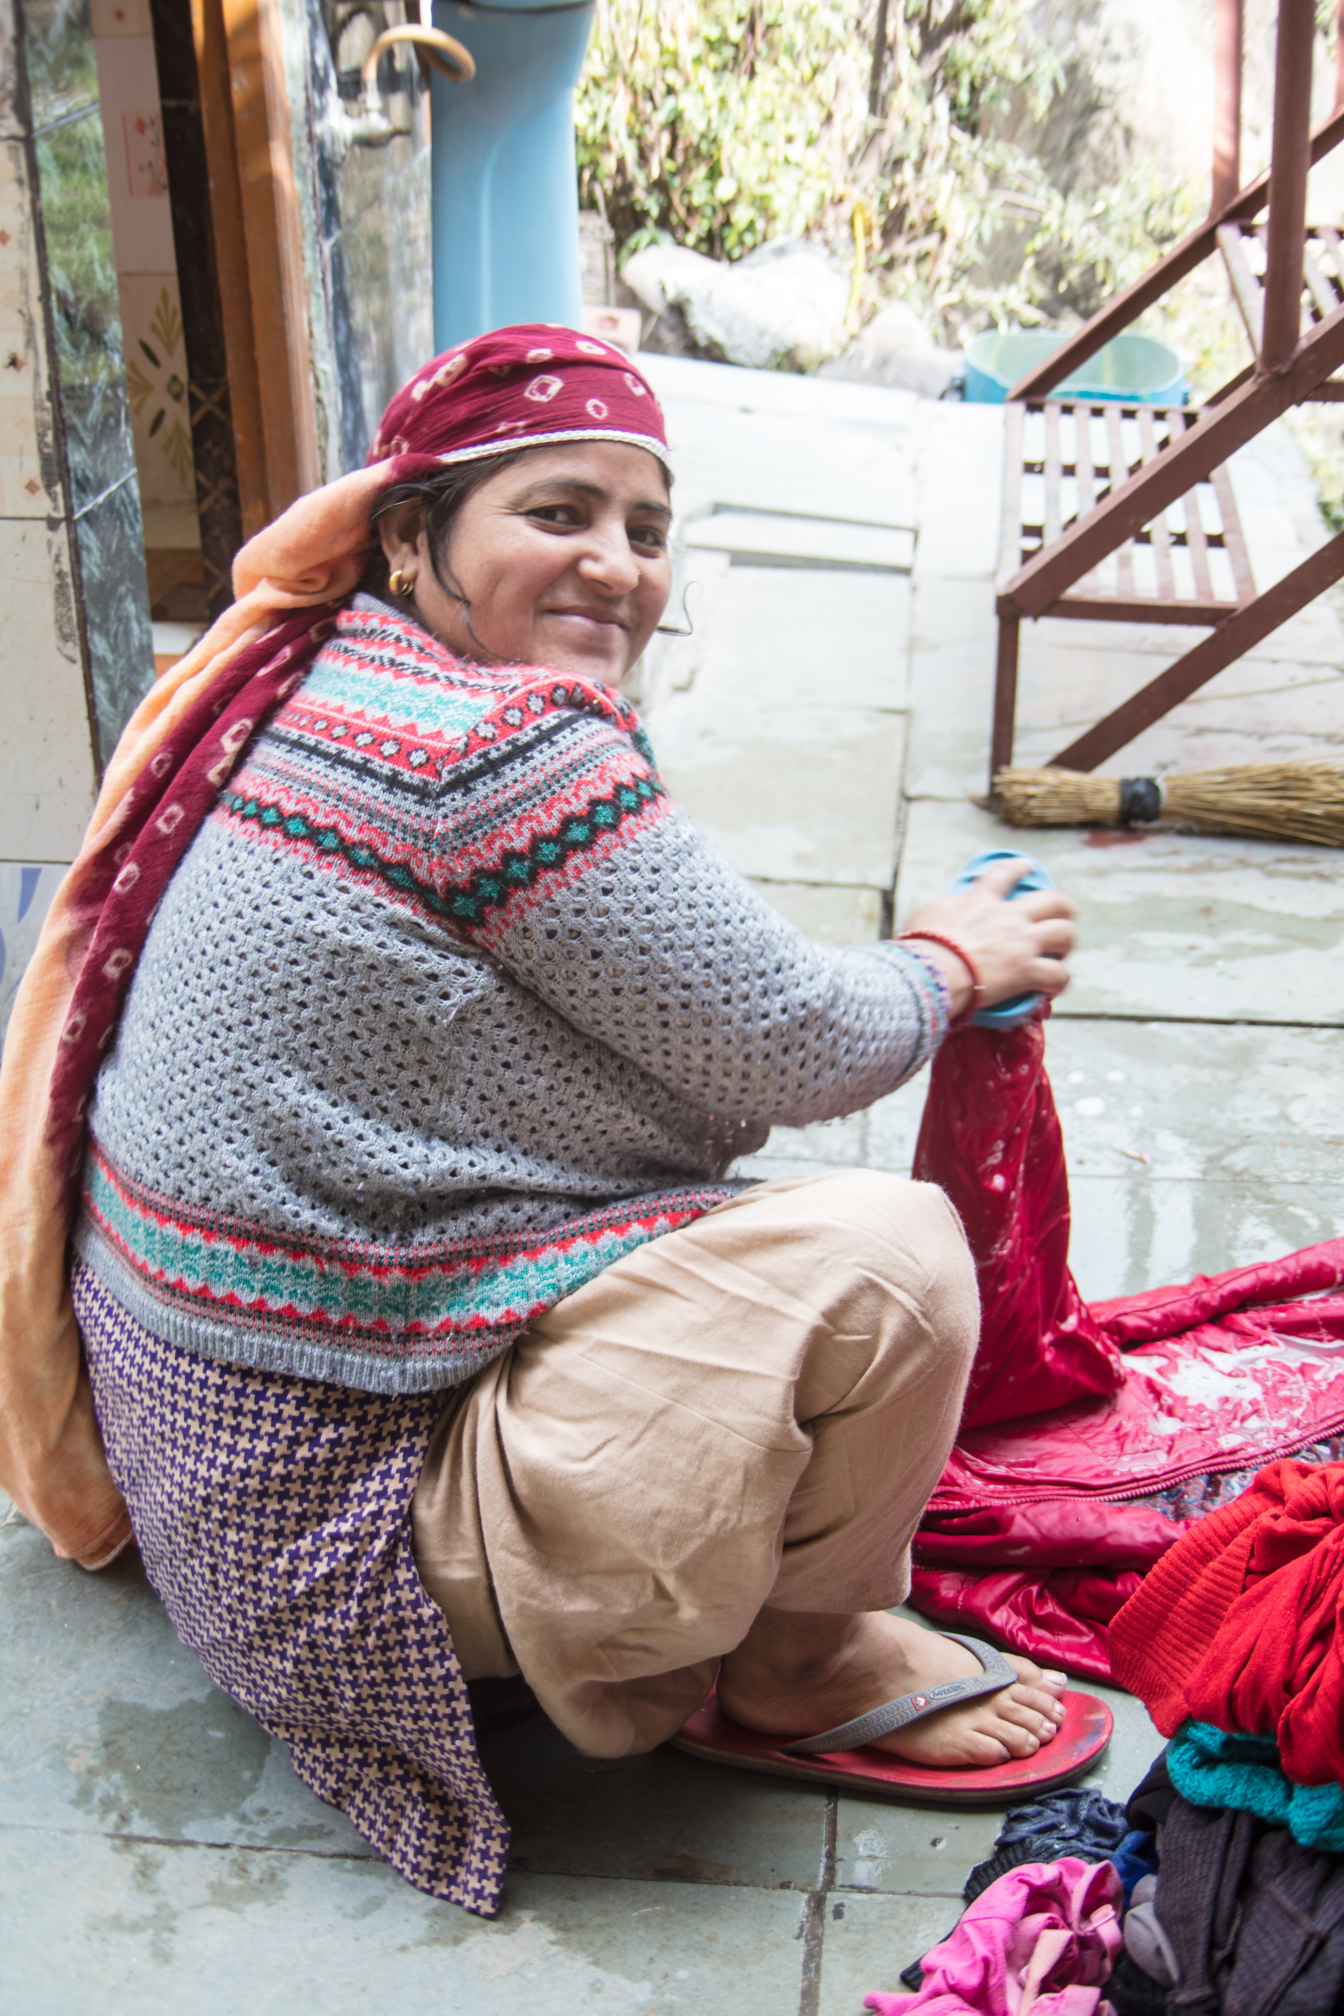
[990,0,1344,786]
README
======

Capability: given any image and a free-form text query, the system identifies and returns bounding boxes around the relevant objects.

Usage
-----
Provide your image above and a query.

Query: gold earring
[388,568,415,598]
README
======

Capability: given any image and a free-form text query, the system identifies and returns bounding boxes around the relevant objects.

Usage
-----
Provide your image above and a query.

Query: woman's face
[380,441,673,684]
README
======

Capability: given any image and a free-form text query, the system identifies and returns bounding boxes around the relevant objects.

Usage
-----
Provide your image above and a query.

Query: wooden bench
[992,397,1258,780]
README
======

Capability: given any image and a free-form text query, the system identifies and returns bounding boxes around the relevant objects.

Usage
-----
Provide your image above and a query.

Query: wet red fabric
[911,1019,1124,1431]
[1110,1459,1344,1784]
[910,1021,1344,1678]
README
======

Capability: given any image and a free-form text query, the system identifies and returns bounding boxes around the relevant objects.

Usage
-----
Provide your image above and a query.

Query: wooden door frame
[191,0,321,535]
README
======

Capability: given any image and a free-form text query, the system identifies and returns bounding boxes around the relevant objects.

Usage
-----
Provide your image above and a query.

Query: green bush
[576,0,1201,347]
[576,0,862,261]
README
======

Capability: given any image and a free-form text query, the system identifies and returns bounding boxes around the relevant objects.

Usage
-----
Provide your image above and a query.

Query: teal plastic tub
[964,329,1187,406]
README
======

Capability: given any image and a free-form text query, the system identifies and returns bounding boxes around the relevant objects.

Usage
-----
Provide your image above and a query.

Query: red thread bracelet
[896,930,984,1026]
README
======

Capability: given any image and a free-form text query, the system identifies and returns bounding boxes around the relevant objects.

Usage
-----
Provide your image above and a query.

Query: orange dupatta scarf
[0,465,388,1566]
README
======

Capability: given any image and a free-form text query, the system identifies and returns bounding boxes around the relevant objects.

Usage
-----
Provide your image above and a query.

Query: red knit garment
[1109,1459,1344,1786]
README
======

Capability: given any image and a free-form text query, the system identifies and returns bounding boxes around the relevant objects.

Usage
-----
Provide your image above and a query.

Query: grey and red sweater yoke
[77,597,949,1394]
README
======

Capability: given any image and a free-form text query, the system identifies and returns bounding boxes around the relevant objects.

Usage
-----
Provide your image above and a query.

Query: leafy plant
[576,0,1204,348]
[577,0,864,261]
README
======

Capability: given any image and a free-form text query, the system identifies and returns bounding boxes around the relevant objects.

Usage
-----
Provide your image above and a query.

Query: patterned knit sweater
[75,598,950,1393]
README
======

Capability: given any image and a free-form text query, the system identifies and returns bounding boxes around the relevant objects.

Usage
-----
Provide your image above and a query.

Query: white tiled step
[686,510,915,572]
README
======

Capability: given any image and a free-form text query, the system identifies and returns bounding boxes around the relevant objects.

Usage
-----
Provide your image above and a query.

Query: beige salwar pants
[411,1171,979,1758]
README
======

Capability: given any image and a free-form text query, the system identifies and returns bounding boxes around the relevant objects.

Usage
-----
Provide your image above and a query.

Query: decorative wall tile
[22,0,99,130]
[90,0,152,33]
[92,32,174,269]
[36,104,137,516]
[73,467,153,765]
[0,137,61,515]
[116,267,197,542]
[0,859,66,1042]
[0,516,97,859]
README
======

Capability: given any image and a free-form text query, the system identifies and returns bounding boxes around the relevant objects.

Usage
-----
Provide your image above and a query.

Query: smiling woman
[1,323,1082,1921]
[369,440,673,680]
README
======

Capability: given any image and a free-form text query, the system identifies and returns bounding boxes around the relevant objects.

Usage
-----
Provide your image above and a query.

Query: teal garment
[1167,1720,1344,1853]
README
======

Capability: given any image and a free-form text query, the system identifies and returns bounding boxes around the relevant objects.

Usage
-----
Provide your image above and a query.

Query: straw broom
[992,762,1344,847]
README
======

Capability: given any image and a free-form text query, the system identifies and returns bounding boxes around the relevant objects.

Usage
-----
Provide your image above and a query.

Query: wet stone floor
[4,358,1343,2011]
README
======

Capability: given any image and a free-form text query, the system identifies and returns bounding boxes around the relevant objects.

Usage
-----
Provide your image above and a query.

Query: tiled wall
[90,0,198,551]
[20,0,154,772]
[0,0,155,1041]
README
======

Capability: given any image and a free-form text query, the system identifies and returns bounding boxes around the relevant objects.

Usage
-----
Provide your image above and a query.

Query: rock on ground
[621,239,849,373]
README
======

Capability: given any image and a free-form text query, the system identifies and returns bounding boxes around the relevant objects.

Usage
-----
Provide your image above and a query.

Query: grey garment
[86,798,942,1253]
[1124,1885,1179,1989]
[1157,1794,1344,2014]
[81,612,946,1391]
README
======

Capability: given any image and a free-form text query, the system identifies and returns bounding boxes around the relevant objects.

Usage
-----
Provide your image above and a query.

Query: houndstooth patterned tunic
[74,1263,511,1917]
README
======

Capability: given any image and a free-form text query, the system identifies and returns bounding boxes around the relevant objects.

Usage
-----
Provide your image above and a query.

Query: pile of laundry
[865,1458,1344,2013]
[909,1020,1344,1681]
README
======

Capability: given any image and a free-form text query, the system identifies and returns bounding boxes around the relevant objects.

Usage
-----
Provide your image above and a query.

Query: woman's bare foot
[718,1608,1067,1770]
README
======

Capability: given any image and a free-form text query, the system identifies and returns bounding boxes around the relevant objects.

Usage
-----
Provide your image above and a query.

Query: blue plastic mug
[947,848,1056,1029]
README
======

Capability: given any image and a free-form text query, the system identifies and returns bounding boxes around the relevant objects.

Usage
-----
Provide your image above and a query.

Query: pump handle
[362,24,476,87]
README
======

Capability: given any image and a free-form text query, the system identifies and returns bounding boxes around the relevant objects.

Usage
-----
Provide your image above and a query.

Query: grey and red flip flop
[670,1632,1112,1805]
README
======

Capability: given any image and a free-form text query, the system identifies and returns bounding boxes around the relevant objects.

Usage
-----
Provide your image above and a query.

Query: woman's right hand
[898,857,1076,1021]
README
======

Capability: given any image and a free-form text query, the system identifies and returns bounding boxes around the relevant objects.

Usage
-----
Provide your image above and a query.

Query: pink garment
[864,1858,1121,2016]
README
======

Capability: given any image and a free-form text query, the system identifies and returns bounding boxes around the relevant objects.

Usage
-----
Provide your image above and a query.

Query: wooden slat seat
[981,22,1344,790]
[997,399,1255,625]
[990,396,1271,778]
[1218,220,1344,397]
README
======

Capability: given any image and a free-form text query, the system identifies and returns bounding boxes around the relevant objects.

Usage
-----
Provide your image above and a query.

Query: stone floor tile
[865,1020,1344,1292]
[1019,642,1343,711]
[895,797,1344,1025]
[752,881,884,943]
[0,1517,368,1857]
[863,1078,926,1176]
[1007,600,1344,665]
[656,566,911,718]
[1077,1677,1164,1808]
[477,1712,828,1891]
[1042,1017,1344,1183]
[1010,712,1344,781]
[654,704,905,887]
[1068,1173,1344,1303]
[910,573,997,650]
[663,405,918,530]
[731,1152,858,1183]
[1011,647,1344,743]
[748,1112,868,1168]
[833,1794,1007,1899]
[907,618,1344,798]
[0,1832,808,2016]
[912,404,1005,581]
[817,1892,958,2015]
